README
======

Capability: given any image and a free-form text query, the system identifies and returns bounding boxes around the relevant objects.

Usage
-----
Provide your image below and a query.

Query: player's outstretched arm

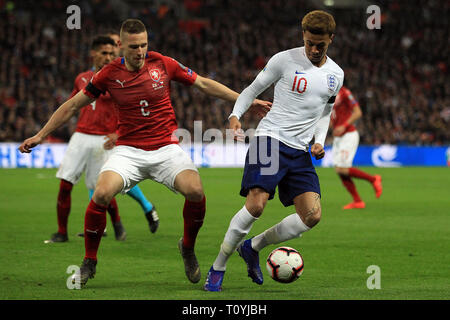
[19,91,94,153]
[193,75,272,117]
[193,75,239,102]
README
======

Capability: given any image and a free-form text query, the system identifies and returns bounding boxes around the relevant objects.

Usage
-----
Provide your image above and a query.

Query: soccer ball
[266,247,304,283]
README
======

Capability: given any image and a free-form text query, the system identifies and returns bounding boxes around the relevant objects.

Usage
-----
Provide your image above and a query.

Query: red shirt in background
[71,69,119,135]
[331,86,359,134]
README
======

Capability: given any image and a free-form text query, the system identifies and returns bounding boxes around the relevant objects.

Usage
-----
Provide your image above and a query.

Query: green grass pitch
[0,167,449,300]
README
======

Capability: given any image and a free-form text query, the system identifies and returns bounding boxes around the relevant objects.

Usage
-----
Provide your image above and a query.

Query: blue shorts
[240,136,321,207]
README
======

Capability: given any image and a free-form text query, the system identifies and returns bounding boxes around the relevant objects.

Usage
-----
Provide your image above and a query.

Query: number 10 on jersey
[292,76,307,93]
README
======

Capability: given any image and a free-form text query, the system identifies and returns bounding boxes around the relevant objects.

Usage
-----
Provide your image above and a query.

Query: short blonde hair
[301,10,336,36]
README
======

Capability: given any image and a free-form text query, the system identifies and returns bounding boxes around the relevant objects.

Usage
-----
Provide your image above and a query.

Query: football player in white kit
[204,10,344,291]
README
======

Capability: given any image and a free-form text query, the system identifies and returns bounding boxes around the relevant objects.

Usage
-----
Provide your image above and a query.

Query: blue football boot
[203,266,225,292]
[237,239,263,285]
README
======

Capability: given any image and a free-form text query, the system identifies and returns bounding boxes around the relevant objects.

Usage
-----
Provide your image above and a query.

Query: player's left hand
[103,133,118,150]
[311,143,325,160]
[249,99,272,118]
[18,135,43,153]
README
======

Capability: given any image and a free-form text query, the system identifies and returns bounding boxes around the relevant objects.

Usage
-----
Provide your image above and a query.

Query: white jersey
[231,47,344,151]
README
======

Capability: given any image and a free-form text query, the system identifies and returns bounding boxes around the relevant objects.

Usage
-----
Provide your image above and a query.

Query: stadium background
[0,0,449,304]
[0,0,448,147]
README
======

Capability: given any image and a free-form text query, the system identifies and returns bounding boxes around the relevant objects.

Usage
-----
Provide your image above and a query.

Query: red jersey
[83,51,197,151]
[331,86,359,134]
[71,70,119,135]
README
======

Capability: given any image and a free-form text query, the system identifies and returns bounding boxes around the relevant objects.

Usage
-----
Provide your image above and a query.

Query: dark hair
[120,19,146,36]
[301,10,336,36]
[104,29,119,37]
[91,35,116,50]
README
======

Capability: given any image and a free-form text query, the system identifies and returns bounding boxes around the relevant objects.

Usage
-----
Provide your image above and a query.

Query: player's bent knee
[184,185,205,202]
[245,199,267,217]
[335,167,349,175]
[92,187,115,206]
[303,206,322,228]
[245,189,269,217]
[245,202,265,217]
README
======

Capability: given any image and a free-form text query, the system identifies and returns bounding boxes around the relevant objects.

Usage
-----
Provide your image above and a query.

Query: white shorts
[56,132,111,190]
[332,130,359,168]
[100,144,198,194]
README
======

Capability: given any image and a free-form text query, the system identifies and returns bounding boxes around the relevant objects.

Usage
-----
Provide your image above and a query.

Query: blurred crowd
[0,0,448,145]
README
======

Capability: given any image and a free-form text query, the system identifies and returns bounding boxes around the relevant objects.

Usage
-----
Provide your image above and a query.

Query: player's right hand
[311,143,325,160]
[18,135,43,153]
[228,116,245,142]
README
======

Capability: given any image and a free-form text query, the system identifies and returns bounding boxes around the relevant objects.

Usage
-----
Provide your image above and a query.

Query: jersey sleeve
[345,89,359,109]
[230,52,284,119]
[163,56,197,85]
[313,103,333,147]
[83,67,109,99]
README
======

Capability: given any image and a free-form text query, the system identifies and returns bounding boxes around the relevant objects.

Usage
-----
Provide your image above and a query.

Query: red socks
[84,200,107,261]
[339,175,362,202]
[340,168,376,202]
[107,198,121,224]
[57,180,73,235]
[348,168,376,183]
[182,196,206,249]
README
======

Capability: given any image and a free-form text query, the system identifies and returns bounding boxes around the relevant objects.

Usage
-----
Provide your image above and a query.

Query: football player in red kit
[330,86,382,209]
[19,19,271,286]
[49,35,158,244]
[49,35,125,243]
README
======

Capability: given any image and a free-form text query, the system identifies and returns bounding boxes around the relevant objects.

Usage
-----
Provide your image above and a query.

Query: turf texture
[0,167,449,300]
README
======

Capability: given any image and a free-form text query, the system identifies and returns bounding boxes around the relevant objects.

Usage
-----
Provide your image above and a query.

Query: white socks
[212,210,311,271]
[251,213,310,252]
[213,205,258,271]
